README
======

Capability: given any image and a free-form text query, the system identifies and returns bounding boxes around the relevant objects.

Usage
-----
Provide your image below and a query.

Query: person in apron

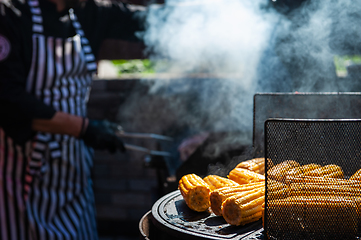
[0,0,144,239]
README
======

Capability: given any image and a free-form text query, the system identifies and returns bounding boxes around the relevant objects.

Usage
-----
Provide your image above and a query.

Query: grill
[264,119,361,240]
[144,190,264,240]
[140,92,361,240]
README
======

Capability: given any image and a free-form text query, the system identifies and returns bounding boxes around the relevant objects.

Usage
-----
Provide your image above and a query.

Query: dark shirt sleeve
[101,2,146,41]
[0,8,56,145]
[75,0,146,58]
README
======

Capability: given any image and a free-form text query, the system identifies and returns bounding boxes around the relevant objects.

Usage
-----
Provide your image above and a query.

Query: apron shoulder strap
[69,8,97,73]
[28,0,43,33]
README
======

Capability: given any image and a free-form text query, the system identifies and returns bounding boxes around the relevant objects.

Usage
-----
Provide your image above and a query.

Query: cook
[0,0,145,239]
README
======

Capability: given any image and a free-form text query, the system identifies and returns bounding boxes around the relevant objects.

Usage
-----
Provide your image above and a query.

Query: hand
[80,119,126,153]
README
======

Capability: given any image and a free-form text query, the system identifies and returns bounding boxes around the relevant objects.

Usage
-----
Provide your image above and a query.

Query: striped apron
[0,1,98,239]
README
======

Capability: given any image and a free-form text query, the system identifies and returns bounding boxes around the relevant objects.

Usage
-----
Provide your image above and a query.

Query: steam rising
[144,0,273,77]
[119,0,361,162]
[133,0,275,139]
[260,0,361,92]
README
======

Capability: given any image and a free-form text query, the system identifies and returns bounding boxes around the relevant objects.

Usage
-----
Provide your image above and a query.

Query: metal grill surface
[264,119,361,240]
[151,190,264,240]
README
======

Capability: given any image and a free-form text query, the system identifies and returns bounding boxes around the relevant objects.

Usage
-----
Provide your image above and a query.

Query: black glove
[80,119,126,153]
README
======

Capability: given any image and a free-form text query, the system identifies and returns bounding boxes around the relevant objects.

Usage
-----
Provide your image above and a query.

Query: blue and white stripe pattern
[0,1,98,239]
[69,9,97,73]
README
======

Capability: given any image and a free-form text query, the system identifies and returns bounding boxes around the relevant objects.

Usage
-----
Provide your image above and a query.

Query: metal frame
[264,118,361,240]
[253,92,361,154]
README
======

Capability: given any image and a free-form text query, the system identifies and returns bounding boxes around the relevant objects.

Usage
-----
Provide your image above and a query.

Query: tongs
[115,127,173,157]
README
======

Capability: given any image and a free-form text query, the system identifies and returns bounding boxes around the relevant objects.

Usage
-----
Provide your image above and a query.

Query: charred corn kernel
[304,164,344,178]
[285,163,321,177]
[236,158,273,175]
[228,168,265,185]
[350,169,361,181]
[178,174,211,212]
[267,196,358,234]
[267,160,300,182]
[203,175,239,191]
[210,182,264,216]
[222,189,265,226]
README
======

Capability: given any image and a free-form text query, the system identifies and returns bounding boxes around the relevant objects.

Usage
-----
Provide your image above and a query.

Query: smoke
[132,0,276,143]
[143,0,273,77]
[119,0,361,162]
[264,0,361,92]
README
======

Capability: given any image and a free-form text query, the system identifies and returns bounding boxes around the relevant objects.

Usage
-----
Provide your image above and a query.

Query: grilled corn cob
[267,180,289,200]
[203,175,239,191]
[267,160,300,182]
[210,182,264,216]
[288,183,361,197]
[178,174,211,212]
[268,187,290,200]
[228,168,265,185]
[304,164,344,178]
[285,175,361,186]
[236,158,273,175]
[350,169,361,181]
[267,180,287,191]
[323,171,344,179]
[222,188,265,225]
[267,196,358,234]
[285,163,321,177]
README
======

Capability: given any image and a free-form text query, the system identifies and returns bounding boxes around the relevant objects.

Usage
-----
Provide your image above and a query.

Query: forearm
[34,114,126,153]
[32,112,88,138]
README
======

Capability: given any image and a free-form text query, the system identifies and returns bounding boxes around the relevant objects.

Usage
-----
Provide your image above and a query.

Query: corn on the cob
[267,180,287,191]
[178,174,211,212]
[268,187,290,200]
[267,160,300,182]
[266,180,289,200]
[323,170,344,179]
[288,183,361,197]
[285,175,361,186]
[203,175,239,191]
[285,163,321,177]
[228,168,265,185]
[222,188,265,226]
[349,169,361,181]
[304,164,344,178]
[236,158,273,175]
[267,196,358,234]
[210,182,264,216]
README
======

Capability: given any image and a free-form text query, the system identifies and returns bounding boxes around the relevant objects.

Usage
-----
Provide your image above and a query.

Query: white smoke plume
[263,0,361,92]
[130,0,276,144]
[144,0,274,78]
[119,0,361,162]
